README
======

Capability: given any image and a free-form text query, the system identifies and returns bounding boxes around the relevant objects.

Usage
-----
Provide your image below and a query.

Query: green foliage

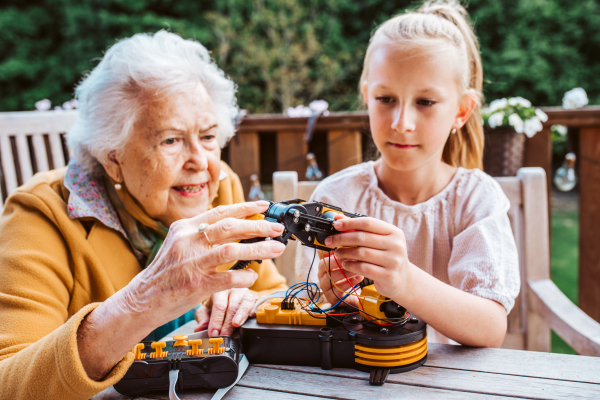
[1,0,599,112]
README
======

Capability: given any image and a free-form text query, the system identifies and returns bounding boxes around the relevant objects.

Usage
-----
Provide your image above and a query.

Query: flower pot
[483,126,526,177]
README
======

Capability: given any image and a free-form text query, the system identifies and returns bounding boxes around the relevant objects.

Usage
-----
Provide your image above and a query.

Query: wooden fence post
[277,131,307,179]
[228,132,260,198]
[327,130,362,176]
[579,127,600,323]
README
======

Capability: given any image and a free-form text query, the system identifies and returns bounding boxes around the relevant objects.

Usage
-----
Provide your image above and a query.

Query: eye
[201,134,216,141]
[417,99,436,106]
[376,96,395,104]
[163,138,177,145]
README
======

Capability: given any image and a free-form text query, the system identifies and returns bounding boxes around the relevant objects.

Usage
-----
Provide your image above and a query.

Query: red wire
[333,252,396,326]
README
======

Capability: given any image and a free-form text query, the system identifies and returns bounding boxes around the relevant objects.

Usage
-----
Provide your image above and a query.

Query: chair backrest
[0,111,77,210]
[272,168,551,352]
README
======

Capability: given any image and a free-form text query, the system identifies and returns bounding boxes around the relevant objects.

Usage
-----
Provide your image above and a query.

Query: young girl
[297,0,519,347]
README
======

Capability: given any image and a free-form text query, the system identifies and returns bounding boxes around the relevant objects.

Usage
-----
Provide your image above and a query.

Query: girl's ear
[453,92,477,130]
[102,150,124,183]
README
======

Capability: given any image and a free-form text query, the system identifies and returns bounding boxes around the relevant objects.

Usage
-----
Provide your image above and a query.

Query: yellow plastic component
[357,284,392,321]
[255,298,328,326]
[134,343,146,360]
[208,337,225,354]
[173,334,188,347]
[355,337,427,367]
[150,342,168,358]
[187,339,204,356]
[245,214,266,221]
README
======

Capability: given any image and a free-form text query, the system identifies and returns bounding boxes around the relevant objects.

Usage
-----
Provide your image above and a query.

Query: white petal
[535,109,548,122]
[35,99,51,111]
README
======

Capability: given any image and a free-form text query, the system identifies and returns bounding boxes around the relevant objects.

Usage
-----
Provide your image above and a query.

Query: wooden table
[95,322,600,400]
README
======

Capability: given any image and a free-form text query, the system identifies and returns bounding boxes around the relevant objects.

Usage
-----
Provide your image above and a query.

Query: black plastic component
[230,199,365,270]
[381,301,407,319]
[114,336,240,396]
[240,310,427,385]
[319,328,333,370]
[369,368,390,386]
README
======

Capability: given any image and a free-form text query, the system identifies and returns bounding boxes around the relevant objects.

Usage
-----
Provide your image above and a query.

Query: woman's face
[108,84,221,226]
[363,43,473,172]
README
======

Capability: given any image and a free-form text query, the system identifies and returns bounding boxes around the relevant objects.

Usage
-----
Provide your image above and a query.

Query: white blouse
[295,161,520,344]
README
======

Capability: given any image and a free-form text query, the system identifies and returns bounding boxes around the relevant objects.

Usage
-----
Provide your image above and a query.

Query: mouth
[172,183,207,197]
[389,143,419,149]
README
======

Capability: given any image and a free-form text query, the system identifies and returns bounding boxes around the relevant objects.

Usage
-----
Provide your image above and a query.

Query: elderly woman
[0,31,287,398]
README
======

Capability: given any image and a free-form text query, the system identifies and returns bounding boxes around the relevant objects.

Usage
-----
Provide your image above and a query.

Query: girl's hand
[195,288,258,336]
[323,217,412,302]
[317,250,362,308]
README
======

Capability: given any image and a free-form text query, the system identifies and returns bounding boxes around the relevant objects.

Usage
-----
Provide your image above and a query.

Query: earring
[451,128,457,134]
[115,183,122,190]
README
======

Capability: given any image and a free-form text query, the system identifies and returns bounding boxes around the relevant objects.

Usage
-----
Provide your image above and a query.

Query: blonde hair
[359,0,484,169]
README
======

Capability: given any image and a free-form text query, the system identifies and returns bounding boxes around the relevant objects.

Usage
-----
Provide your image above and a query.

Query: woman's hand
[77,201,285,380]
[321,217,413,303]
[194,288,259,336]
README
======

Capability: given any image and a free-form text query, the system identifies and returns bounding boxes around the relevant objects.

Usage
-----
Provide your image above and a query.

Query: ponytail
[361,0,484,169]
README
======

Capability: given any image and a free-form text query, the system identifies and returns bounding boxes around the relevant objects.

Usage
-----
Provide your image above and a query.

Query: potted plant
[481,97,548,176]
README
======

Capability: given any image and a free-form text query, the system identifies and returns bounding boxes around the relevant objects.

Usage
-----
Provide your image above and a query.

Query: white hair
[67,30,238,176]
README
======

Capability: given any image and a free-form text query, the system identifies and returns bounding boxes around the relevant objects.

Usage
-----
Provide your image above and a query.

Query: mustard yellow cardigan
[0,162,287,399]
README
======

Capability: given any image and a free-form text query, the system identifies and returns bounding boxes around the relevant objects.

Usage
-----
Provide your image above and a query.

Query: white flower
[488,98,508,112]
[554,125,568,136]
[287,105,311,117]
[535,108,548,122]
[488,112,504,128]
[69,99,79,109]
[62,101,73,110]
[54,106,63,112]
[308,100,329,113]
[35,99,51,111]
[523,116,543,138]
[563,88,588,110]
[508,96,532,108]
[508,113,524,133]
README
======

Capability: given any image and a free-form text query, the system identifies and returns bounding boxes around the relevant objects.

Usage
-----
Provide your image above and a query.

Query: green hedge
[1,0,598,113]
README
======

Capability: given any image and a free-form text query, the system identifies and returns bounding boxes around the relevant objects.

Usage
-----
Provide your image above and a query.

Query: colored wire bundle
[282,248,409,327]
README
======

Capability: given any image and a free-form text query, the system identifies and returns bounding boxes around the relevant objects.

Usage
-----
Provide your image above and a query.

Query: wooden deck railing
[1,107,600,323]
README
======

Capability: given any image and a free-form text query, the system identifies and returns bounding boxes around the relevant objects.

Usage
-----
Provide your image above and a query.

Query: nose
[391,103,416,133]
[184,142,209,171]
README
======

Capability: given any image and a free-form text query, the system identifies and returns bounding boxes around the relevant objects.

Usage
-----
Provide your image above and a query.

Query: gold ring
[198,223,213,247]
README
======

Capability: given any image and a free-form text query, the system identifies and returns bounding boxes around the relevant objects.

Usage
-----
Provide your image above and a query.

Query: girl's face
[363,43,474,173]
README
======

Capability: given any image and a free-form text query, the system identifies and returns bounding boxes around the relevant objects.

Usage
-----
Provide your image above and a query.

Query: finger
[194,303,211,332]
[342,260,387,282]
[204,218,284,246]
[219,289,245,336]
[226,292,256,332]
[319,263,361,284]
[207,290,230,337]
[202,240,286,268]
[325,230,392,250]
[334,246,396,267]
[193,201,271,225]
[208,269,260,294]
[332,217,397,235]
[232,292,257,328]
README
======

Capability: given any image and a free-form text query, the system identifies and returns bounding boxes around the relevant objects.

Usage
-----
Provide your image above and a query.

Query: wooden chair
[272,168,600,356]
[0,110,76,211]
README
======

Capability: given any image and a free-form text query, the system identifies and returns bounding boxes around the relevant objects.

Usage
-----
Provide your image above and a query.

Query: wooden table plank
[93,385,328,399]
[426,343,600,384]
[239,366,521,399]
[254,364,599,400]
